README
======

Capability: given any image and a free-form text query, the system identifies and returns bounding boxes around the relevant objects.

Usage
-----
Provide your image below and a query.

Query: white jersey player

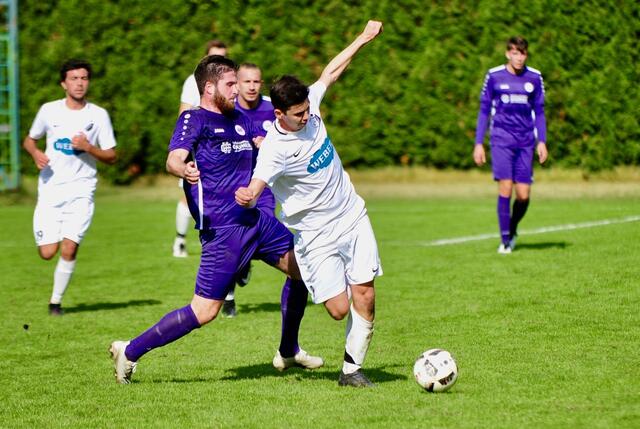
[23,59,117,315]
[235,20,383,387]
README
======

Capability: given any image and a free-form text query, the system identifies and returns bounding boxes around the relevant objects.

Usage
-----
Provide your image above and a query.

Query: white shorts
[294,214,382,304]
[33,197,95,246]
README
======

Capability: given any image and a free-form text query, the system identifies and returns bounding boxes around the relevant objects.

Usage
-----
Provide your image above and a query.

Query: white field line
[393,215,640,247]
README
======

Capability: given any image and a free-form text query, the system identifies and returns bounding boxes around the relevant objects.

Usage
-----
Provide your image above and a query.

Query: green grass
[1,175,639,428]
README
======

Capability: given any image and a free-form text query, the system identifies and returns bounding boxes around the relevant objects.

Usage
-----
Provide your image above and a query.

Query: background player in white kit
[173,39,229,259]
[23,59,117,315]
[236,20,383,387]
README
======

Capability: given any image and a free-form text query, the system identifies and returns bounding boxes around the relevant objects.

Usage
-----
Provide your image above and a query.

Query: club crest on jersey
[307,137,334,174]
[53,138,83,155]
[235,125,246,136]
[524,82,534,93]
[262,120,273,131]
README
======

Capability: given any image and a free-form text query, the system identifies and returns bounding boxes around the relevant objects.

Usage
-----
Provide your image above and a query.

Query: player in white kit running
[23,59,117,315]
[236,20,383,387]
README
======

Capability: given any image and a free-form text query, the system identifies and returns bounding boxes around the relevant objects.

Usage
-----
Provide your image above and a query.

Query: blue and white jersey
[29,99,116,202]
[169,108,260,230]
[475,65,546,147]
[252,81,365,232]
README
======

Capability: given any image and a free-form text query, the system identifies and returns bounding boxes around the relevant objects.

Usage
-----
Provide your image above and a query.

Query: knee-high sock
[50,258,76,304]
[497,195,511,244]
[343,304,374,374]
[278,278,308,357]
[510,199,530,237]
[176,201,191,236]
[125,304,200,362]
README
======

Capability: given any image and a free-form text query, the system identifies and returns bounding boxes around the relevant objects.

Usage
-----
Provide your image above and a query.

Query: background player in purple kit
[473,36,548,254]
[109,55,322,384]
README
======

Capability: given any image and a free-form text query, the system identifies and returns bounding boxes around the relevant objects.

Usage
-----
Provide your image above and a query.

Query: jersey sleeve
[308,81,328,111]
[252,136,285,186]
[532,74,547,143]
[474,72,493,145]
[96,109,117,150]
[180,75,200,107]
[168,111,200,153]
[28,105,47,140]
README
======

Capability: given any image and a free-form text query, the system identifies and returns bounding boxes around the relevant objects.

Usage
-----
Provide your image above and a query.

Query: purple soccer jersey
[475,65,546,148]
[169,108,261,229]
[235,96,277,214]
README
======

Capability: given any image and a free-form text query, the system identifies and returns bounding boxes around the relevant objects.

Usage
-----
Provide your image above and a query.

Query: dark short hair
[270,75,309,112]
[205,39,227,55]
[194,55,237,96]
[507,36,528,54]
[59,59,92,82]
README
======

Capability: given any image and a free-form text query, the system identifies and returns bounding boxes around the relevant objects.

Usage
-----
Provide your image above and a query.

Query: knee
[326,302,350,320]
[38,248,57,260]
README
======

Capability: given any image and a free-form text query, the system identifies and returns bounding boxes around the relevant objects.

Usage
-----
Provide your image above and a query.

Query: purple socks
[125,304,200,362]
[497,195,511,245]
[510,198,530,237]
[278,278,308,357]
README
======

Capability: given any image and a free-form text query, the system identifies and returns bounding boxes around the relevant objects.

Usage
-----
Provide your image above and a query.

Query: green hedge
[18,0,640,182]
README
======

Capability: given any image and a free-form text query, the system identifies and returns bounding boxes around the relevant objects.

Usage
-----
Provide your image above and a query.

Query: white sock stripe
[385,215,640,247]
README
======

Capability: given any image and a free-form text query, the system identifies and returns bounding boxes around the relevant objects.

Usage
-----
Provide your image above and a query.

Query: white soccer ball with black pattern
[413,349,458,392]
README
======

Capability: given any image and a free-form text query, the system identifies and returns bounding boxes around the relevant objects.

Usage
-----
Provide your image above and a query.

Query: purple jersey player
[474,36,548,254]
[109,56,322,384]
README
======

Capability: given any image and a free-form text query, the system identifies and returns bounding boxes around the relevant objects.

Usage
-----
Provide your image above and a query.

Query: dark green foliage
[18,0,640,181]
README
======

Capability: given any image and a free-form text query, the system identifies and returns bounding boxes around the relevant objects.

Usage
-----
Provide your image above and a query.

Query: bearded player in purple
[474,36,548,254]
[109,56,322,384]
[219,63,279,316]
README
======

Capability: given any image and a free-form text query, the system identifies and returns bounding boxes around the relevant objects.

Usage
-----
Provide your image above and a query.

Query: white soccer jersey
[180,74,200,107]
[29,99,116,202]
[252,81,365,232]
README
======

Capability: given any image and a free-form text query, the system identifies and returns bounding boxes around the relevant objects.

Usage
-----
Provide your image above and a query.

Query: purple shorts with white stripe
[194,210,293,300]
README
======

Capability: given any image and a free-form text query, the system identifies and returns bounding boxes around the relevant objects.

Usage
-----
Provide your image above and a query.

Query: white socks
[50,258,76,304]
[343,304,374,374]
[176,201,191,236]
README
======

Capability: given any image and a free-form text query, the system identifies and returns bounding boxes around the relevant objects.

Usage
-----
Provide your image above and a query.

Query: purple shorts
[195,211,293,300]
[491,144,535,184]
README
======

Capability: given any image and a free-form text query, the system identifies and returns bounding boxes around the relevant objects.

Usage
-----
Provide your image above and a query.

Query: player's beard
[213,92,235,115]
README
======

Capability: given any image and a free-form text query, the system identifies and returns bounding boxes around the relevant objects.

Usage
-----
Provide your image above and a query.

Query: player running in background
[235,20,383,387]
[110,55,322,384]
[473,36,548,254]
[173,39,228,259]
[23,59,117,316]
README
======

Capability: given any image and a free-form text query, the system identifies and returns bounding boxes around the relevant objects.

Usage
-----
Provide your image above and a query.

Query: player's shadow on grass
[516,241,569,251]
[63,299,162,314]
[237,302,280,313]
[222,363,406,384]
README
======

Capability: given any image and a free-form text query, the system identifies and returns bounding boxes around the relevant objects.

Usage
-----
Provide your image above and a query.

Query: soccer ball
[413,349,458,392]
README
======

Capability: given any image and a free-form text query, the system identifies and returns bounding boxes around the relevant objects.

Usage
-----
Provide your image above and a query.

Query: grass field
[1,170,639,428]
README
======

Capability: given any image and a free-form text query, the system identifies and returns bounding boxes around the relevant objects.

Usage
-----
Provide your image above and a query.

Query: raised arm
[318,20,383,89]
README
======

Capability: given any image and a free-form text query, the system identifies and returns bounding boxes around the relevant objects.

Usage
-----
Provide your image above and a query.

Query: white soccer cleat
[497,243,512,254]
[273,349,324,372]
[110,340,137,384]
[172,238,188,258]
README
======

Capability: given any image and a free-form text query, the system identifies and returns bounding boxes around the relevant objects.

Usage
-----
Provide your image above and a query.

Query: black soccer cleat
[338,369,375,387]
[48,303,64,316]
[222,299,237,318]
[236,263,252,287]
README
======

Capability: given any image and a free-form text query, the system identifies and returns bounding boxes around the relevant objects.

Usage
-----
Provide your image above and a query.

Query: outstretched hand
[361,20,383,42]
